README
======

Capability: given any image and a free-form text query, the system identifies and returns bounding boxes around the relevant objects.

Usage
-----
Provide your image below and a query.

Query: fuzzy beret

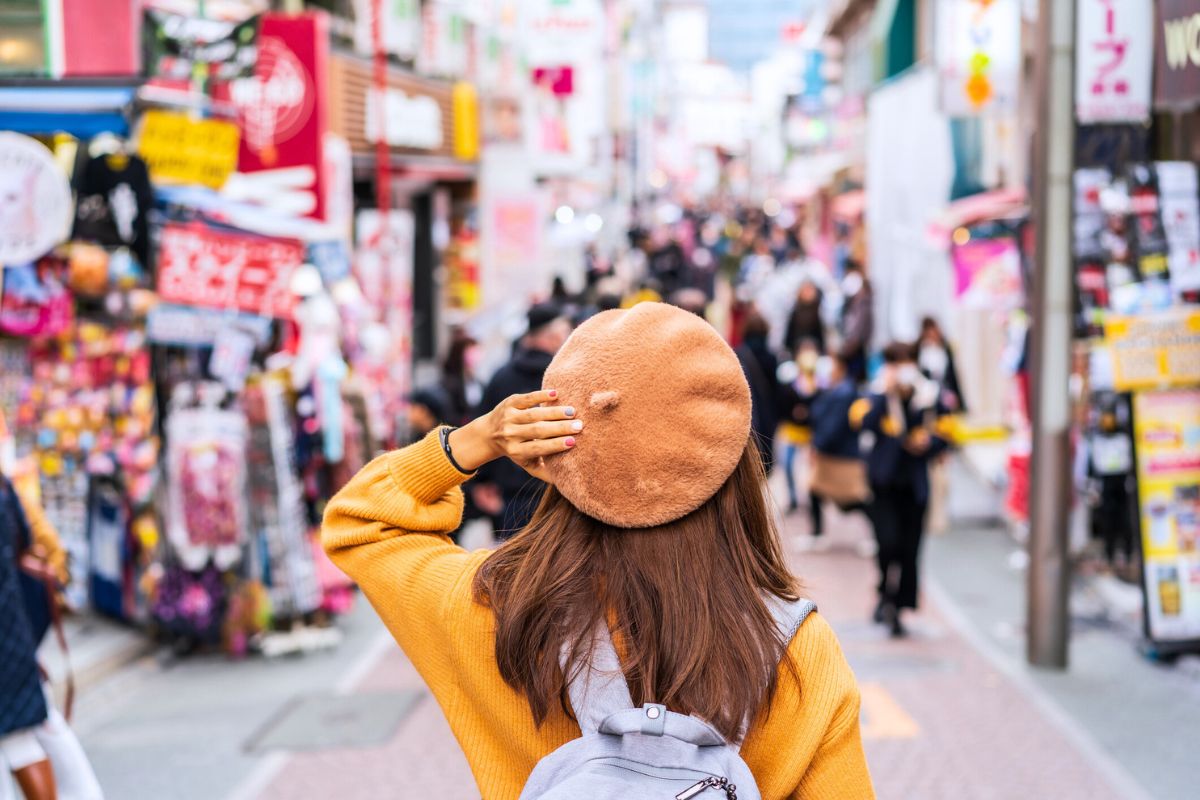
[542,302,752,528]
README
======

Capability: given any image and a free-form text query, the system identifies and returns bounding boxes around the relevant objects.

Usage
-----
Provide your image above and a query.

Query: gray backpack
[519,597,816,800]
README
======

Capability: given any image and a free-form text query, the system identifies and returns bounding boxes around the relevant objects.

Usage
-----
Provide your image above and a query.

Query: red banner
[218,12,331,220]
[157,223,303,319]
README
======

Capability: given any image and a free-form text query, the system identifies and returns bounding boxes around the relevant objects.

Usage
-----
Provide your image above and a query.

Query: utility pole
[1027,0,1076,669]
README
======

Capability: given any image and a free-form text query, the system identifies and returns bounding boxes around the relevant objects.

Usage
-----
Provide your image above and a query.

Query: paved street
[57,455,1198,800]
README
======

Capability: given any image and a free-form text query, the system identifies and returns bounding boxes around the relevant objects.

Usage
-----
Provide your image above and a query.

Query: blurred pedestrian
[917,316,966,413]
[852,342,949,637]
[839,261,873,384]
[809,354,870,514]
[778,342,824,538]
[408,387,452,443]
[1,473,57,799]
[322,302,873,799]
[784,280,826,355]
[474,303,573,536]
[735,309,780,473]
[441,330,482,427]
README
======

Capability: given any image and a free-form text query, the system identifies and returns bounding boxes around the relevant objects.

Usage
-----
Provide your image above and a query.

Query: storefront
[328,52,480,374]
[0,8,369,656]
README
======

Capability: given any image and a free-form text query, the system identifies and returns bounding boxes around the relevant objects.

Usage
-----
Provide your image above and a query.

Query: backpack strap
[731,597,817,750]
[565,623,634,735]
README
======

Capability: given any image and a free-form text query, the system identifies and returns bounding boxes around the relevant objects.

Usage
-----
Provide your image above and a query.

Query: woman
[440,329,482,427]
[324,303,872,799]
[917,317,965,413]
[734,309,781,474]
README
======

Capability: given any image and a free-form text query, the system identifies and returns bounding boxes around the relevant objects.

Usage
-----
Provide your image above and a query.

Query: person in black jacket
[917,316,966,413]
[852,342,950,638]
[784,281,825,356]
[0,475,56,799]
[734,310,780,474]
[473,303,572,537]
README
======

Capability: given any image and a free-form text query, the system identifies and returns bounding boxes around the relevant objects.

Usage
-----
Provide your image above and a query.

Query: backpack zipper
[676,776,737,800]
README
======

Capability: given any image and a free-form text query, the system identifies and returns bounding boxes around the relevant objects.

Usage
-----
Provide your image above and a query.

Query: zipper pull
[676,778,717,800]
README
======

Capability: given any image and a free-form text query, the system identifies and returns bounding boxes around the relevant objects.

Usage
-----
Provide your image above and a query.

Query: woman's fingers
[512,436,577,461]
[510,419,583,441]
[511,404,576,424]
[510,389,558,410]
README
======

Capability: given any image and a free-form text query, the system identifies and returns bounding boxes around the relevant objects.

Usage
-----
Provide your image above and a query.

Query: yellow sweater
[322,432,875,800]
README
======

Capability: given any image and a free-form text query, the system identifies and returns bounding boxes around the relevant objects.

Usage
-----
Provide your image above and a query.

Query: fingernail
[571,420,583,432]
[548,389,558,398]
[563,406,576,417]
[565,437,576,447]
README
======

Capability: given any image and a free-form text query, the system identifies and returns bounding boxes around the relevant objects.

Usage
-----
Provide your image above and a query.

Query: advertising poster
[1134,389,1200,645]
[1075,0,1154,123]
[157,222,305,319]
[951,236,1023,310]
[1104,307,1200,390]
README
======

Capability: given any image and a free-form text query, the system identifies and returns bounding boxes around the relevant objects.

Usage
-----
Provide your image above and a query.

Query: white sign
[353,0,421,61]
[365,87,444,150]
[0,132,73,264]
[936,0,1021,116]
[1075,0,1154,123]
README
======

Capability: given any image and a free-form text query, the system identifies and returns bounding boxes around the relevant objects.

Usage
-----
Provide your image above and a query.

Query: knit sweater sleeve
[321,429,482,678]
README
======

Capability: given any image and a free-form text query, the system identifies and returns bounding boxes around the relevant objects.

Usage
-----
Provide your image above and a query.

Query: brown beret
[542,302,752,528]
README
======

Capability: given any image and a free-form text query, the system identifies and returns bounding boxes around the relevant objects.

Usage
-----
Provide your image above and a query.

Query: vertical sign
[1134,389,1200,647]
[224,12,330,219]
[1076,0,1154,123]
[936,0,1022,116]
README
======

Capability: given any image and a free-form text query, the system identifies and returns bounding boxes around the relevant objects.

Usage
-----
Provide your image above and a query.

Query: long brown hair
[473,437,800,740]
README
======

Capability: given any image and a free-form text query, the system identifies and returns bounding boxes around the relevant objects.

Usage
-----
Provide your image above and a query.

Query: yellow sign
[1133,389,1200,643]
[137,109,240,189]
[452,81,480,162]
[1104,307,1200,390]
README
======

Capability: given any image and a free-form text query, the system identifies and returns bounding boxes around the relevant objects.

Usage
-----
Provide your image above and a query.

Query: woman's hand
[447,389,582,482]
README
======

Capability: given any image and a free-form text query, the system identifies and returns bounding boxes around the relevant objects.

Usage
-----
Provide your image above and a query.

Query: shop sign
[935,0,1021,116]
[1076,0,1154,123]
[141,8,259,81]
[365,87,444,149]
[1104,307,1200,390]
[452,81,480,161]
[1156,0,1200,109]
[352,0,421,61]
[156,222,305,319]
[329,55,455,159]
[417,0,469,78]
[0,133,73,265]
[137,109,240,189]
[146,304,272,348]
[1133,389,1200,645]
[223,12,330,220]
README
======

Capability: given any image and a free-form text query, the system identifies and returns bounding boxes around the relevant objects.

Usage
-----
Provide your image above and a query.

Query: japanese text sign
[1076,0,1154,123]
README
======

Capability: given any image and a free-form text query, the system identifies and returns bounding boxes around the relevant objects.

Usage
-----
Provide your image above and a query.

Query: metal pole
[1027,0,1076,669]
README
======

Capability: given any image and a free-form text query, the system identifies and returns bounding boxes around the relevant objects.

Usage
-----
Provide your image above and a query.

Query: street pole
[1027,0,1076,669]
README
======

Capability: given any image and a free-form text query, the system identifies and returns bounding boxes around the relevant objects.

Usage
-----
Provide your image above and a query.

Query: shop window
[0,0,47,75]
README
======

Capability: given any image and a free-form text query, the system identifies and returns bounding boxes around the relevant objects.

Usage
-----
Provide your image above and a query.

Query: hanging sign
[1104,307,1200,390]
[137,109,240,189]
[1155,0,1200,110]
[936,0,1022,116]
[141,9,259,81]
[220,12,330,219]
[0,133,73,265]
[1076,0,1154,123]
[1133,389,1200,647]
[146,304,273,348]
[157,222,305,319]
[353,0,421,60]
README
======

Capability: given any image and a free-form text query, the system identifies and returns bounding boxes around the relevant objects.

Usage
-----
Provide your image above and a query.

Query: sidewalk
[244,485,1140,799]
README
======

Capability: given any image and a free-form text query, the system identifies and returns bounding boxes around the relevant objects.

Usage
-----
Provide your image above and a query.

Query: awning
[927,187,1028,247]
[0,85,137,138]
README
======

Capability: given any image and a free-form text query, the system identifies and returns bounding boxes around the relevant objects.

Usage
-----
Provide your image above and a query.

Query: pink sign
[157,222,304,319]
[1075,0,1154,123]
[952,237,1023,310]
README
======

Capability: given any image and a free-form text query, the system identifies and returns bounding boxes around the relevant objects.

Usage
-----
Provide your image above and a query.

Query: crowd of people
[407,203,967,639]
